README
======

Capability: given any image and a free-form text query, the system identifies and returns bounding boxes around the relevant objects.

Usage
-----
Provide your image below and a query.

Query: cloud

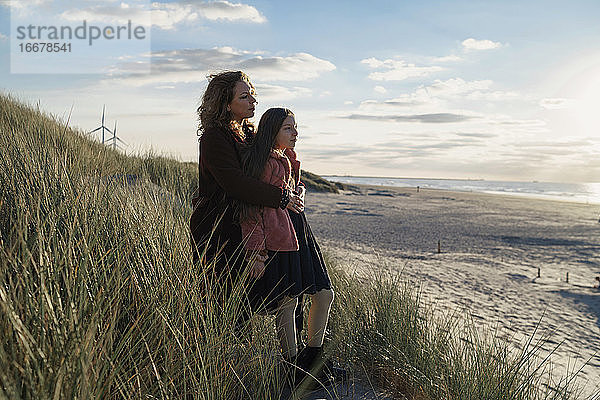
[361,57,443,81]
[2,0,51,9]
[238,52,336,81]
[427,78,492,94]
[512,139,593,150]
[0,32,7,40]
[254,83,312,101]
[301,135,489,166]
[539,98,576,110]
[103,47,335,86]
[433,54,462,62]
[493,119,546,127]
[60,2,151,25]
[426,78,518,100]
[462,38,503,51]
[341,113,476,123]
[374,85,387,94]
[300,144,366,160]
[359,78,518,111]
[454,132,497,139]
[60,0,266,30]
[386,138,483,151]
[182,0,266,23]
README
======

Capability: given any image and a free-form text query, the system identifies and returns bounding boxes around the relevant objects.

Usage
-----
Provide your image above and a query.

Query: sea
[322,176,600,205]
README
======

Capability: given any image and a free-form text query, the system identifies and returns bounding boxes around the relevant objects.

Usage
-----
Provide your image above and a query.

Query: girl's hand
[297,186,306,202]
[250,259,266,279]
[246,250,268,279]
[287,191,304,213]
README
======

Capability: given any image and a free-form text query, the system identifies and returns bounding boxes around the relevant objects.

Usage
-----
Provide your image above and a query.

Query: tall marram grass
[0,93,584,399]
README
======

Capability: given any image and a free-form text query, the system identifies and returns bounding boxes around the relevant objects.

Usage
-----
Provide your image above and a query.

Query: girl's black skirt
[248,210,332,313]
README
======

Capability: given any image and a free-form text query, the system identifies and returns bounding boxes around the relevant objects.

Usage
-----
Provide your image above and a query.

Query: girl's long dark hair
[239,107,294,222]
[197,70,255,139]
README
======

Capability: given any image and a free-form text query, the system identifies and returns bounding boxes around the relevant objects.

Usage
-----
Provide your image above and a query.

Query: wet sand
[304,184,600,397]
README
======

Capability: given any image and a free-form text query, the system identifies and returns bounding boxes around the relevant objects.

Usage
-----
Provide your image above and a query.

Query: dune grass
[0,93,586,399]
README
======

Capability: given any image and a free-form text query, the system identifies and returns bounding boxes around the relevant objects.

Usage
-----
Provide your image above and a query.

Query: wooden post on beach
[566,272,569,283]
[437,240,441,254]
[537,267,540,278]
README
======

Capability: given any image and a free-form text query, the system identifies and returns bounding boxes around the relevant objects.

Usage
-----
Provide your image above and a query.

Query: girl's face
[228,81,256,122]
[274,115,298,150]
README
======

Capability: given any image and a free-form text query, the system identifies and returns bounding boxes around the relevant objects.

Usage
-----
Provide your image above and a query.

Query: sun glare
[572,65,600,138]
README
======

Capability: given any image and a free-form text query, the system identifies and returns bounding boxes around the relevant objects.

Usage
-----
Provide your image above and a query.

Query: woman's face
[274,115,298,150]
[228,81,256,122]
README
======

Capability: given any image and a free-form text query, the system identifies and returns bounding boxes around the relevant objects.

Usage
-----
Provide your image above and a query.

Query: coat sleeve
[202,129,281,208]
[243,212,266,251]
[242,158,278,251]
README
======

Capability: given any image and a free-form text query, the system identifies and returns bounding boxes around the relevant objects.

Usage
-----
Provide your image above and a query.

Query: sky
[1,0,600,182]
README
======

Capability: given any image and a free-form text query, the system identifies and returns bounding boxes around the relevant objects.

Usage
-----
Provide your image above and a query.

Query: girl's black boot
[295,346,342,389]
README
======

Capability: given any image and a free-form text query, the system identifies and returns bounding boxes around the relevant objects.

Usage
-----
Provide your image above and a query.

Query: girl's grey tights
[275,289,334,358]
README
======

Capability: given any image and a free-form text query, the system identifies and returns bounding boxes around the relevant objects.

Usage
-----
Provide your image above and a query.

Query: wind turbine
[105,120,127,151]
[89,105,113,143]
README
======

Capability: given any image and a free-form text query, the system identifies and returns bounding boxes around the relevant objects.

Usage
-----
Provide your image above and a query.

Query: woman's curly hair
[197,70,255,139]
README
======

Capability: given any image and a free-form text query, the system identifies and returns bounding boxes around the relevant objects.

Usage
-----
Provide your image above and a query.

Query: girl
[239,107,337,385]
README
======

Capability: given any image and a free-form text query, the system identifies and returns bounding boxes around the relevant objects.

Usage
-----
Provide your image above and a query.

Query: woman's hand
[286,190,305,214]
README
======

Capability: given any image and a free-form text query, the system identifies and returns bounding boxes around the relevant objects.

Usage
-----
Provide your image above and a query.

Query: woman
[190,71,304,293]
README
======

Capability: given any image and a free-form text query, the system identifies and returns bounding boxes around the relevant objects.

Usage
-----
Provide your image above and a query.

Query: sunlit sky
[1,0,600,182]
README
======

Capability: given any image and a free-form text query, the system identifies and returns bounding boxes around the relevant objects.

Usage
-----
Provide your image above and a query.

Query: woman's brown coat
[189,126,282,281]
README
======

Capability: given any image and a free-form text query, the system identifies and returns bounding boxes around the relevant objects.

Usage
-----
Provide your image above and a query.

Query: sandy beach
[304,184,600,397]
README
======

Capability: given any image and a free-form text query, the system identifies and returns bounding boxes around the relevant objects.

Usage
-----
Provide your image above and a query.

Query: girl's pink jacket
[241,148,302,252]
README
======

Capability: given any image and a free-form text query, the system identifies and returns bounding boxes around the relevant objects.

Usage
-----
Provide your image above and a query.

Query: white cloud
[462,38,503,51]
[4,0,53,16]
[466,90,519,100]
[103,47,335,86]
[433,55,462,62]
[61,3,156,27]
[254,83,312,101]
[60,0,266,30]
[0,32,7,40]
[344,101,354,105]
[183,0,266,23]
[428,78,518,100]
[539,98,576,110]
[3,0,51,9]
[492,118,547,128]
[374,85,387,94]
[359,78,518,112]
[361,57,443,81]
[427,78,493,95]
[238,52,336,81]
